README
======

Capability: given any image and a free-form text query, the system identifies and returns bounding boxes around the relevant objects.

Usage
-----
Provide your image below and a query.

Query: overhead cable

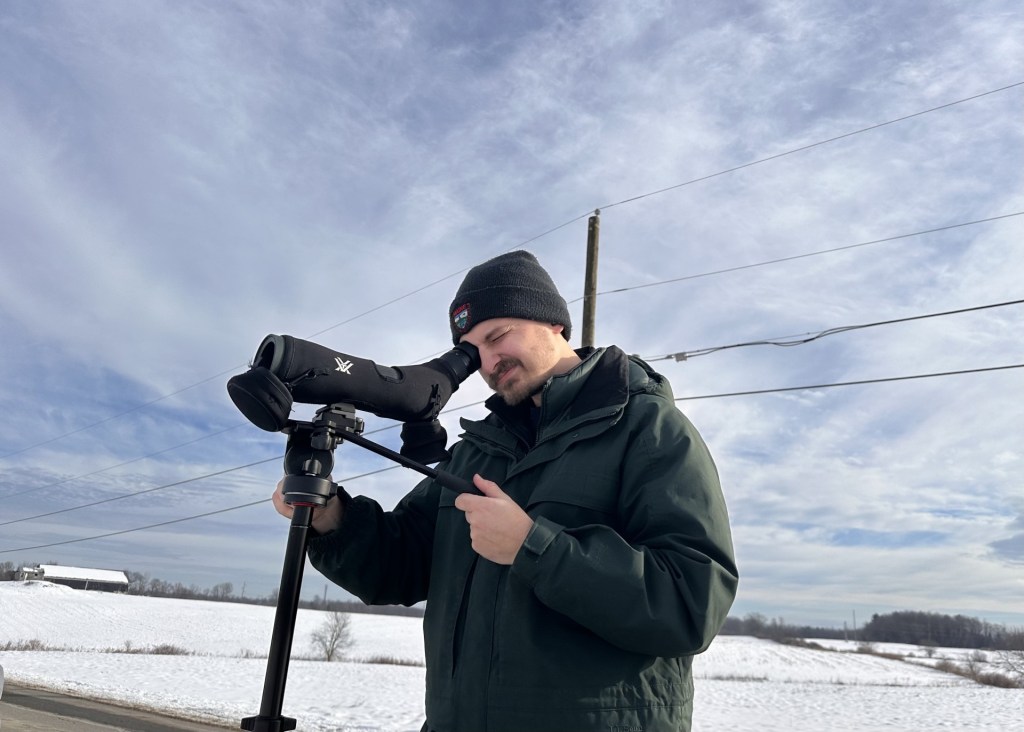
[0,424,248,500]
[0,465,402,536]
[0,417,408,503]
[7,84,1018,463]
[0,456,281,527]
[3,363,1020,549]
[0,501,270,554]
[567,212,1023,303]
[7,296,1020,510]
[647,299,1024,362]
[598,81,1024,212]
[674,363,1024,402]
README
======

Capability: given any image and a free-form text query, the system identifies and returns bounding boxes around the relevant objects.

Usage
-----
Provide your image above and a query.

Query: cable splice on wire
[648,299,1024,362]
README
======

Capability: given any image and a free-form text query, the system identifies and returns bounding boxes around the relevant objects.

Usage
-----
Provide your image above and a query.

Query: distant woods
[722,611,1024,651]
[119,570,426,618]
[0,562,423,618]
[4,562,1019,647]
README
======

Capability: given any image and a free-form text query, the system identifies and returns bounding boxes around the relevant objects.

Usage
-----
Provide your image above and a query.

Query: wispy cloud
[1,0,1022,626]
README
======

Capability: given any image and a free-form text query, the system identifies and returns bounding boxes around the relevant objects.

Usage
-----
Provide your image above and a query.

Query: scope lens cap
[226,367,293,432]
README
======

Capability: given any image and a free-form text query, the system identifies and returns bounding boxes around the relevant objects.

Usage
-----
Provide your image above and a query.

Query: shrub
[935,659,1022,688]
[358,655,425,667]
[1,639,48,651]
[104,643,191,656]
[150,644,190,655]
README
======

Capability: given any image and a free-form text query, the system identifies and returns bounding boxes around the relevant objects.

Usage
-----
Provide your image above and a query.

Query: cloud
[989,514,1024,563]
[1,0,1022,626]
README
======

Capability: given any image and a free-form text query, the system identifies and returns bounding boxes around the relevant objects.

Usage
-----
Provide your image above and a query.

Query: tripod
[240,403,475,731]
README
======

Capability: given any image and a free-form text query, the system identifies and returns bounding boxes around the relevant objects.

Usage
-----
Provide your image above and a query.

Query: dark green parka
[308,346,738,732]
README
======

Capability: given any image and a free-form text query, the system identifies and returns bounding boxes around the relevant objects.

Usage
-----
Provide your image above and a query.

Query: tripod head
[277,404,364,508]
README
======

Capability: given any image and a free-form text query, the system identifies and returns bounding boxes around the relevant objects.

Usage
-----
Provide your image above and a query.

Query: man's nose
[480,348,502,377]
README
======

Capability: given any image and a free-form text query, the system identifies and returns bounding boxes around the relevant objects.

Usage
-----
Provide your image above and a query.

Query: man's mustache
[487,358,521,389]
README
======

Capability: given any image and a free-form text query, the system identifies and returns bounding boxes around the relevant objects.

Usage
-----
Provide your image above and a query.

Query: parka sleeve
[305,474,442,607]
[509,399,739,657]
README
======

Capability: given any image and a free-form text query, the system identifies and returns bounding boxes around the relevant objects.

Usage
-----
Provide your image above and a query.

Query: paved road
[0,683,233,731]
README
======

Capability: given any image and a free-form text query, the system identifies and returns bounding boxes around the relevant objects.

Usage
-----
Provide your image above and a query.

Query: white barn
[16,564,129,593]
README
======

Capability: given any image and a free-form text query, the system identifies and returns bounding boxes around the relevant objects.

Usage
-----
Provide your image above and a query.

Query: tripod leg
[241,504,315,731]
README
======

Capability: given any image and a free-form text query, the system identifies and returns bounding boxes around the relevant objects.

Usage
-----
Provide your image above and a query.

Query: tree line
[0,562,422,617]
[121,570,425,617]
[722,611,1024,651]
[4,561,1020,644]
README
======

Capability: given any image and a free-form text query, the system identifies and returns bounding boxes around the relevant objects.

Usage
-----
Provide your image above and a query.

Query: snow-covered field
[0,581,1019,731]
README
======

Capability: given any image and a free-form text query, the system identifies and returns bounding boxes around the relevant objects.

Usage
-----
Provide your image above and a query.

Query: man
[273,250,738,731]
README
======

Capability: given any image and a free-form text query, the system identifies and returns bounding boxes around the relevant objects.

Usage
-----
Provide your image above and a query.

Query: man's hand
[454,474,533,565]
[272,478,344,535]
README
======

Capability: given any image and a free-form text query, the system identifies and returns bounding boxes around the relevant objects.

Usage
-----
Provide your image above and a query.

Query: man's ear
[550,323,564,335]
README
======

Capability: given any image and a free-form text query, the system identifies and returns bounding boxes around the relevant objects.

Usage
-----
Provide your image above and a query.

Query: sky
[2,582,1017,732]
[0,0,1022,629]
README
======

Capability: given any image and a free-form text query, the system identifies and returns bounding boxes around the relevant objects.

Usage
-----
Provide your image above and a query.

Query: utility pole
[581,209,600,348]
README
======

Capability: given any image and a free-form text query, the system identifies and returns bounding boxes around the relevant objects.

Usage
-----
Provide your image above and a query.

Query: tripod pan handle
[433,470,478,495]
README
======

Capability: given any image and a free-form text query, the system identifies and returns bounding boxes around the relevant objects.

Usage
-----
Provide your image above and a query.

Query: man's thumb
[473,473,503,496]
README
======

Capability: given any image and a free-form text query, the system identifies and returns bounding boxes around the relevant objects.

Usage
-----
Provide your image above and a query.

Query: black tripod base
[240,404,475,731]
[240,714,296,731]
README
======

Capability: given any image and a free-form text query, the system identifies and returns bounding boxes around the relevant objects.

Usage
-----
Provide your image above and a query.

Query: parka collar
[483,346,634,436]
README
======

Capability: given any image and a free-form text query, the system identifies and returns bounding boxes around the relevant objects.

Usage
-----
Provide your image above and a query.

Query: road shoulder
[1,682,232,731]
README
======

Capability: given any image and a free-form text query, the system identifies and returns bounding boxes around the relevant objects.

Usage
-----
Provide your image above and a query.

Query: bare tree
[995,649,1024,685]
[124,570,149,594]
[209,582,233,600]
[310,611,354,661]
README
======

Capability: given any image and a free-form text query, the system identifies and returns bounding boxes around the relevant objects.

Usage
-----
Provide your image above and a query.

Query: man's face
[459,318,565,406]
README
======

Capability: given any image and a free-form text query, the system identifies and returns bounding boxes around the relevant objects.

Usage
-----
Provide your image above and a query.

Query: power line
[7,83,1017,463]
[598,81,1024,212]
[0,423,248,500]
[567,212,1024,303]
[4,362,1020,550]
[0,415,412,507]
[7,288,1021,525]
[11,296,1017,524]
[306,217,595,341]
[645,299,1024,362]
[0,456,282,527]
[0,370,244,461]
[0,501,269,554]
[0,465,402,549]
[674,363,1024,401]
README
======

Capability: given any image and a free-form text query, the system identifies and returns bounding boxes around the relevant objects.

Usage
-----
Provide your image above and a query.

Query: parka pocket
[524,468,618,526]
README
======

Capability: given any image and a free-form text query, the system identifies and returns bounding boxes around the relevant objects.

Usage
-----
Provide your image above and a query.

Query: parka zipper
[450,555,479,677]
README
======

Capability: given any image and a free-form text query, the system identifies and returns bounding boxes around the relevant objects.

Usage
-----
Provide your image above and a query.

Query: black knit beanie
[449,250,572,344]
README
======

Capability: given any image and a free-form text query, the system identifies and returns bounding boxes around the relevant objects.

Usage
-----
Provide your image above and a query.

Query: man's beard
[488,358,544,406]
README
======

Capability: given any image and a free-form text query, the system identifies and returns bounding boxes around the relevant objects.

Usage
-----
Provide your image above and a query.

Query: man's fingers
[272,479,295,518]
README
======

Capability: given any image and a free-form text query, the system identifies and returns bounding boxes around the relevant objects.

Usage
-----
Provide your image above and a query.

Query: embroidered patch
[452,303,471,332]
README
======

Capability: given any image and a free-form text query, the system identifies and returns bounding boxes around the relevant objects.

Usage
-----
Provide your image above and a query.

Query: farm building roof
[36,565,129,584]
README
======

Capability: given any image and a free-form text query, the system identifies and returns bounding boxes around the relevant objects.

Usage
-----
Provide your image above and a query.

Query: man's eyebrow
[484,323,512,341]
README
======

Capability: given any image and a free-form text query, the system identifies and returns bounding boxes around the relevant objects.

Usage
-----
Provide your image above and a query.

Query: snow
[1,581,1020,731]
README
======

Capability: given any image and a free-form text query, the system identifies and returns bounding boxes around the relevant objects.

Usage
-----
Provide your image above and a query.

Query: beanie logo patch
[452,303,471,333]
